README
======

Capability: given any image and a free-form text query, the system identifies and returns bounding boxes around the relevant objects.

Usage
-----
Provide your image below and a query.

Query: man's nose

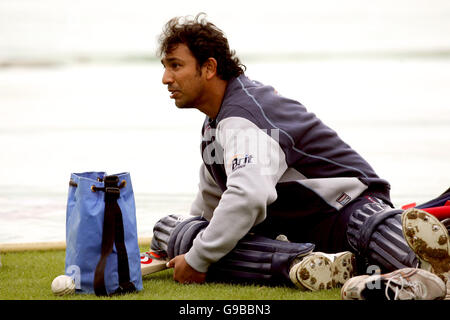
[162,69,174,85]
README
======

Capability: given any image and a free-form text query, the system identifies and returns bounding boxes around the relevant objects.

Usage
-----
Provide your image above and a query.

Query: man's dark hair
[158,13,246,81]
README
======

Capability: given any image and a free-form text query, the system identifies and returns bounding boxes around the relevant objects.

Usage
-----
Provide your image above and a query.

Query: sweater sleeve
[184,116,288,272]
[189,163,223,219]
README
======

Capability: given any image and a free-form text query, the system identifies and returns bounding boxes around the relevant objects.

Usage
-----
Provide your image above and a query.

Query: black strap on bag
[93,175,136,296]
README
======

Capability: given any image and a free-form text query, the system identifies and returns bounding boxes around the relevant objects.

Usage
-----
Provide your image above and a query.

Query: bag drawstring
[69,178,127,192]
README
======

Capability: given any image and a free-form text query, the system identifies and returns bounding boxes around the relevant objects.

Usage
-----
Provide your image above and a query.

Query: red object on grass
[401,203,416,210]
[402,200,450,220]
[421,200,450,220]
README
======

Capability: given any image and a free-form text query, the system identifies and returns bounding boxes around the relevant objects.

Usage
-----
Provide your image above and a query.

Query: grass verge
[0,247,341,300]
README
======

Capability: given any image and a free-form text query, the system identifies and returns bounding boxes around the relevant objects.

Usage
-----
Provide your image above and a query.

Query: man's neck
[196,78,228,119]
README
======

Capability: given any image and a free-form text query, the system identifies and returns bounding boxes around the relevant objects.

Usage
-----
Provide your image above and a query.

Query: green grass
[0,247,340,300]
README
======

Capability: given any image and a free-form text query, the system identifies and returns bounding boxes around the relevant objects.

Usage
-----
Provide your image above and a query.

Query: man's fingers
[166,258,175,268]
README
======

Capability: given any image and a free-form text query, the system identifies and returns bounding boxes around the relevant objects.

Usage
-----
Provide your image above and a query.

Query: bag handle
[93,175,136,296]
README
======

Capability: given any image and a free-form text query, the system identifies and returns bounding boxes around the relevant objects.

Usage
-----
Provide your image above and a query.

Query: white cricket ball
[51,275,76,296]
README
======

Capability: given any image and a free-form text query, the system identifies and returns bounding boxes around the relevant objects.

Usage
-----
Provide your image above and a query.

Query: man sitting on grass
[146,13,450,300]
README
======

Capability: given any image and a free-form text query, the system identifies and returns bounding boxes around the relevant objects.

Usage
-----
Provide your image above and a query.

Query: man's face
[161,43,206,108]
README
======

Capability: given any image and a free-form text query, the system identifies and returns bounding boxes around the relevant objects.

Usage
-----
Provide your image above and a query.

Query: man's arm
[189,163,223,218]
[184,116,288,274]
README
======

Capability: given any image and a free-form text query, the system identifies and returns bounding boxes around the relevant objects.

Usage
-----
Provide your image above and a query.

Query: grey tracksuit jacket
[184,74,391,273]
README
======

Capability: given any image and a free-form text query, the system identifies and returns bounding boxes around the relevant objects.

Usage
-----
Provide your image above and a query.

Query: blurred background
[0,0,449,243]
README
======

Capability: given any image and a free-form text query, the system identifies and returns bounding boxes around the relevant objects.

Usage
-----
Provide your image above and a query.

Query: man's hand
[166,254,206,284]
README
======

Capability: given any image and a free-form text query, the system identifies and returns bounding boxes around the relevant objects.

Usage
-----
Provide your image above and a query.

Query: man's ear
[203,58,218,80]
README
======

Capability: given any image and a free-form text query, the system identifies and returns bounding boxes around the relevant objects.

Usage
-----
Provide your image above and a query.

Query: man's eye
[171,63,180,69]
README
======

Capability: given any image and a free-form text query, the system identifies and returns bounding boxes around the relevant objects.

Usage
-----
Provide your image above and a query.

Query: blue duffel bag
[65,172,142,296]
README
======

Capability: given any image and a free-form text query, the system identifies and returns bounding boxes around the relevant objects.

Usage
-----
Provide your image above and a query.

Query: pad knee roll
[167,216,208,259]
[150,214,192,255]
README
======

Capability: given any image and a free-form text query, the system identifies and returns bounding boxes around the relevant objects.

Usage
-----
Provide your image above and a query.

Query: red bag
[401,187,450,220]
